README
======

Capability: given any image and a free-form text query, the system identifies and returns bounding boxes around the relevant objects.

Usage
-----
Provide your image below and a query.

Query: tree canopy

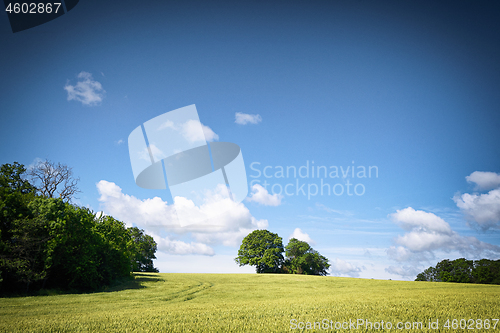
[235,230,284,273]
[415,258,500,284]
[283,238,330,276]
[235,230,330,275]
[0,162,158,295]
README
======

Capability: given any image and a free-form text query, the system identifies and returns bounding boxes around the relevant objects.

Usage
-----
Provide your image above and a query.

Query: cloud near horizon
[386,207,500,278]
[96,180,268,255]
[330,258,364,277]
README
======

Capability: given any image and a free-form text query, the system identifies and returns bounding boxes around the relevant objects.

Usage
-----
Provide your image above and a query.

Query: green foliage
[1,273,499,332]
[128,227,159,272]
[283,238,330,275]
[0,162,159,294]
[235,229,284,273]
[416,258,500,284]
[235,231,330,275]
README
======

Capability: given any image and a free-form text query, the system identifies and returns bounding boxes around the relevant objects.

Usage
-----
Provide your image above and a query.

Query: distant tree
[27,159,80,202]
[235,230,284,273]
[284,238,330,276]
[415,258,500,285]
[128,227,159,272]
[472,259,500,284]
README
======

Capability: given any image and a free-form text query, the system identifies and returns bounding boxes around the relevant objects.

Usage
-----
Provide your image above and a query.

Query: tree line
[235,230,330,275]
[0,161,158,295]
[415,258,500,284]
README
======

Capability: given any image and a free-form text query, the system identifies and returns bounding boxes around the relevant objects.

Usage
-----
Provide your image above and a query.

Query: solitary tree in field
[235,230,284,273]
[27,159,80,202]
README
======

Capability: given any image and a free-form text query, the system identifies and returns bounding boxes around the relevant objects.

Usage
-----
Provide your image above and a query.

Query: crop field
[1,273,499,332]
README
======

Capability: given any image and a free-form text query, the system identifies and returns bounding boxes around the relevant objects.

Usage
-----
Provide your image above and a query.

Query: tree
[0,161,159,294]
[284,238,330,276]
[0,162,38,292]
[235,230,284,273]
[415,258,500,285]
[128,227,159,272]
[27,159,80,202]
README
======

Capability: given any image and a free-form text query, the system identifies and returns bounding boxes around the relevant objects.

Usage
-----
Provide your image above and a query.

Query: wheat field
[1,273,499,332]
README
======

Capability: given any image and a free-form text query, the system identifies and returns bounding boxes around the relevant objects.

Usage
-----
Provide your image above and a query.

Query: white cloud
[235,112,262,125]
[158,120,176,131]
[330,258,364,277]
[385,266,421,278]
[246,184,282,206]
[96,180,267,254]
[288,228,315,245]
[158,119,219,143]
[138,144,167,162]
[182,119,219,142]
[115,139,124,145]
[64,71,105,105]
[155,236,215,256]
[388,207,500,264]
[391,207,452,234]
[155,253,255,273]
[454,189,500,230]
[466,171,500,191]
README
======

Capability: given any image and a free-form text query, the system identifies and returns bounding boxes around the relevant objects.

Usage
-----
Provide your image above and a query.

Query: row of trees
[415,258,500,284]
[0,161,158,294]
[235,230,330,275]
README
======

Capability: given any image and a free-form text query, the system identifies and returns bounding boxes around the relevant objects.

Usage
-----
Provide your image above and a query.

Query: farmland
[1,273,499,332]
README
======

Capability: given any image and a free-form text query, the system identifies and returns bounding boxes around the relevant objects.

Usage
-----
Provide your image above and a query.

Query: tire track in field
[162,281,214,302]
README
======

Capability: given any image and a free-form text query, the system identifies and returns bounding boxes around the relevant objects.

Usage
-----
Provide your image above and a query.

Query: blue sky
[1,0,499,279]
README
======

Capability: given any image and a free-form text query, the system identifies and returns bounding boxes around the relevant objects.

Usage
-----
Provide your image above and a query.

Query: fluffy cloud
[391,207,452,234]
[158,119,218,143]
[246,184,282,206]
[64,71,105,105]
[466,171,500,191]
[96,180,267,254]
[289,228,315,245]
[385,266,421,278]
[388,207,500,264]
[235,112,262,125]
[454,189,500,230]
[330,258,364,277]
[182,119,219,142]
[155,236,215,256]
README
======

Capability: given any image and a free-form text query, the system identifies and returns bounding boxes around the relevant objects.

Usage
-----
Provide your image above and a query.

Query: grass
[1,273,499,332]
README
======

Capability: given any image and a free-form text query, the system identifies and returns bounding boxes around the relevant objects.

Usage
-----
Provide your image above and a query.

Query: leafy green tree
[95,215,134,283]
[0,161,159,294]
[128,227,159,272]
[284,238,330,276]
[472,259,500,284]
[0,162,37,291]
[415,258,499,285]
[235,230,284,273]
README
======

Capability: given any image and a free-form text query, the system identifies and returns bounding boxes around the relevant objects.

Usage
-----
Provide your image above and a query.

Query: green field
[1,273,499,332]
